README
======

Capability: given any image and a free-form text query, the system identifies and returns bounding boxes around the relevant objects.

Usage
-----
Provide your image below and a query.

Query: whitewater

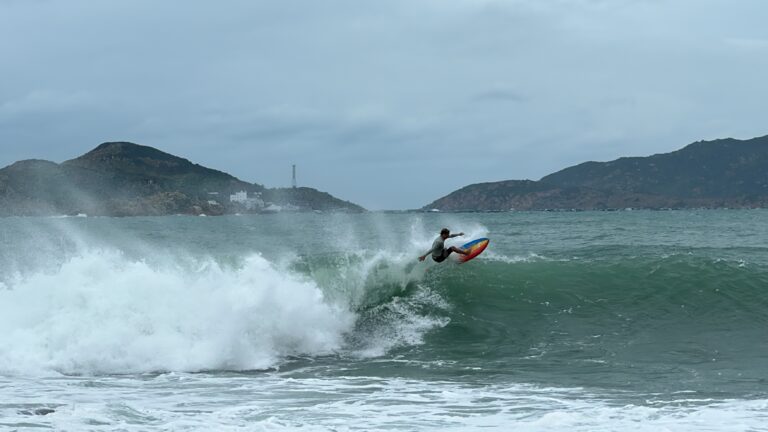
[2,210,768,431]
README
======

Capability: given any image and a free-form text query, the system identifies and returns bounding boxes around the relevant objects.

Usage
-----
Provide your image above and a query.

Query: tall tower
[292,164,297,188]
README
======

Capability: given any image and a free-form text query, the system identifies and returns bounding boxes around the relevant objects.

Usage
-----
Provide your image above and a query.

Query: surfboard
[458,238,490,263]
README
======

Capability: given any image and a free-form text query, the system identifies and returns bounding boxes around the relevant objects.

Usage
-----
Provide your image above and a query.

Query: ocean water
[1,210,768,431]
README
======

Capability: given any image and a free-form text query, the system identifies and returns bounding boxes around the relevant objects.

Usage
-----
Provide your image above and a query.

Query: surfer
[419,228,470,263]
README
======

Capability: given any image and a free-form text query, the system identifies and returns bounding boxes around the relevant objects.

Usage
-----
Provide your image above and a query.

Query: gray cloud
[1,0,767,209]
[471,88,527,104]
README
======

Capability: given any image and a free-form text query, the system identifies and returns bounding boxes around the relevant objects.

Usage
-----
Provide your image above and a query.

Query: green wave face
[417,256,767,391]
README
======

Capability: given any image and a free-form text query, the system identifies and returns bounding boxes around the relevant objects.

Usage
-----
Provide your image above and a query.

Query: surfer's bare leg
[449,246,469,255]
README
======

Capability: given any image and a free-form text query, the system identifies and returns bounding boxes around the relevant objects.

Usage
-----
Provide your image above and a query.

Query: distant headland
[423,134,768,212]
[0,142,365,216]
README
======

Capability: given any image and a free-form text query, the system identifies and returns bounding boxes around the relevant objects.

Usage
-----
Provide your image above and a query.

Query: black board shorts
[432,248,452,263]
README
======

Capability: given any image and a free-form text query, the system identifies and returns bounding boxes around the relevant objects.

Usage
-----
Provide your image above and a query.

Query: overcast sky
[1,0,767,209]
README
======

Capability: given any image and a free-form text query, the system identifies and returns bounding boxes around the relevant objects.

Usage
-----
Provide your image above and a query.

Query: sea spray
[0,237,457,375]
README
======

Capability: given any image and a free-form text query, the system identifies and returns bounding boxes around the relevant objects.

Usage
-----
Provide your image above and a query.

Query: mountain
[424,134,768,211]
[63,142,257,197]
[0,142,365,216]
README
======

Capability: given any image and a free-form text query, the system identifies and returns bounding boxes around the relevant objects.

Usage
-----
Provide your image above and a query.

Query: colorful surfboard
[458,238,490,263]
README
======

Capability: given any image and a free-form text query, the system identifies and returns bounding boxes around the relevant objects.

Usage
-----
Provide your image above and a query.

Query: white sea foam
[352,287,451,358]
[2,373,767,431]
[482,251,552,263]
[0,250,355,375]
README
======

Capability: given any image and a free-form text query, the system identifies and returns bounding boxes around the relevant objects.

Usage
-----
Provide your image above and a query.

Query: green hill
[424,134,768,211]
[63,142,257,198]
[0,142,365,216]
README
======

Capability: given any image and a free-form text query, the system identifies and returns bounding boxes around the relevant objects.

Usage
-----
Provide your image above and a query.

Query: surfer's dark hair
[441,228,450,235]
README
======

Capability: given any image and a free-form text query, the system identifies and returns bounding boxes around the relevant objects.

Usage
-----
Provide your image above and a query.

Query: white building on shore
[229,190,264,210]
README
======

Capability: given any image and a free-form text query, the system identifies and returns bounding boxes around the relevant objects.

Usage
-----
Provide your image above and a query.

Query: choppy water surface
[2,210,768,430]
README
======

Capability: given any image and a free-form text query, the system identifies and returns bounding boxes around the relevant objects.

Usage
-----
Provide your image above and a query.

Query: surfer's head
[440,228,450,239]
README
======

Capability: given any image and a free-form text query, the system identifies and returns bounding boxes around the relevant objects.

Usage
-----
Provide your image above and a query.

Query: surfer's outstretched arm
[418,250,432,261]
[448,232,464,238]
[419,244,438,262]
